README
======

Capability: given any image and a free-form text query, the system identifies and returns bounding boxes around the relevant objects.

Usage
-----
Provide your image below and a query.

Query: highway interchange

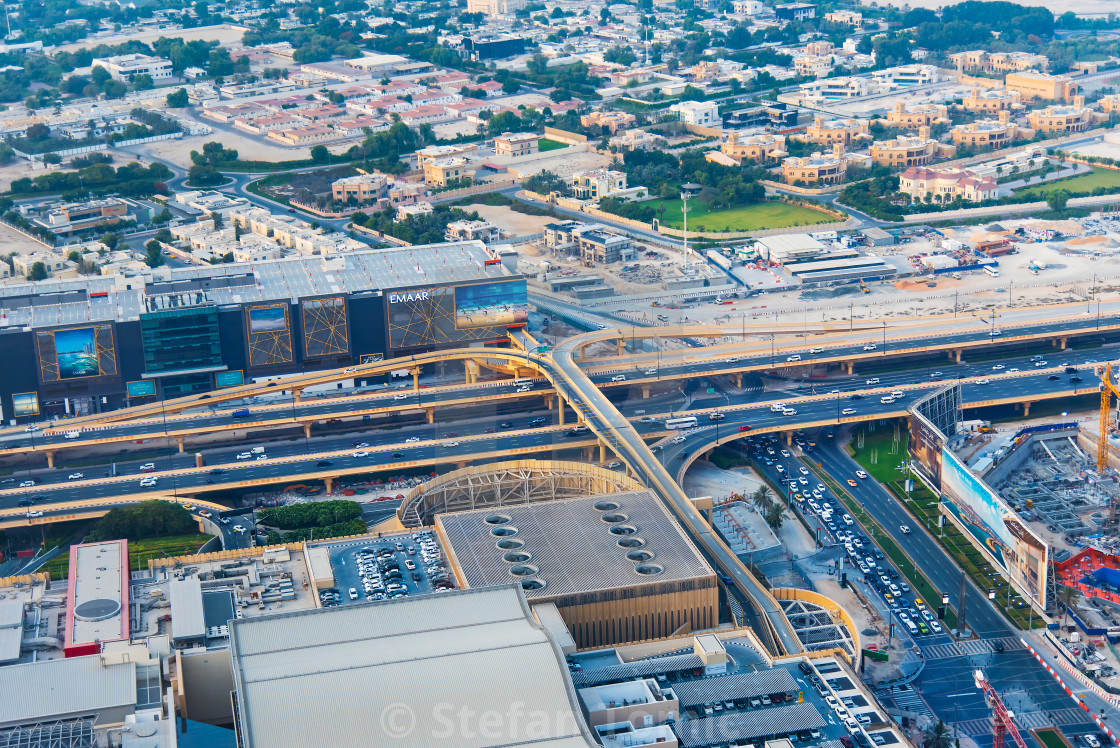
[5,305,1120,746]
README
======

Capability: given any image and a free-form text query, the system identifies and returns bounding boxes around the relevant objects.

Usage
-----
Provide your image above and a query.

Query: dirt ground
[468,204,555,237]
[507,149,613,179]
[132,126,344,168]
[52,24,246,53]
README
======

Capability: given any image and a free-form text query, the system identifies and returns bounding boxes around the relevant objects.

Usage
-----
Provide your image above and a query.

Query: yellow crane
[1098,362,1120,472]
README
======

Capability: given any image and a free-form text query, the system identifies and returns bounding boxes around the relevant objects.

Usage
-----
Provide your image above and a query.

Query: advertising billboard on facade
[11,392,39,417]
[126,380,157,398]
[248,306,287,333]
[940,447,1048,608]
[244,304,292,368]
[216,370,245,388]
[36,324,118,383]
[453,280,529,330]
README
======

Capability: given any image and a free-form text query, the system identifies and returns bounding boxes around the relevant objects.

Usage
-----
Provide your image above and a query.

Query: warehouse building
[228,585,599,748]
[435,491,719,648]
[0,242,526,421]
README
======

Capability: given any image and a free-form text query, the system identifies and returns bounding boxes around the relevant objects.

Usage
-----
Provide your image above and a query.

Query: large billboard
[36,324,118,383]
[453,281,529,330]
[387,280,525,351]
[941,448,1049,608]
[11,392,39,417]
[301,296,350,358]
[244,304,293,368]
[908,413,945,487]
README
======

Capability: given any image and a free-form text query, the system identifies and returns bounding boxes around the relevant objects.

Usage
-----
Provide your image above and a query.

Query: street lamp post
[680,182,701,267]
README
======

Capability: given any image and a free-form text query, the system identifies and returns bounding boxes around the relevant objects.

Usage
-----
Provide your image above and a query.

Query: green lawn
[41,533,214,581]
[647,198,838,232]
[537,138,568,152]
[1015,167,1120,198]
[1034,728,1071,748]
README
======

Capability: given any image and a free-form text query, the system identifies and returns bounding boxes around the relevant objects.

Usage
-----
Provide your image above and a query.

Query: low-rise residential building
[609,128,661,152]
[797,76,869,102]
[961,87,1023,114]
[172,190,251,217]
[1005,71,1075,102]
[493,131,539,157]
[775,2,815,21]
[91,53,172,82]
[267,125,338,146]
[396,202,434,219]
[12,250,71,278]
[782,144,847,186]
[332,174,388,203]
[445,219,499,243]
[569,169,628,200]
[1099,94,1120,114]
[885,101,949,128]
[969,147,1050,180]
[950,113,1028,148]
[802,116,869,146]
[950,50,1049,75]
[423,157,473,187]
[794,55,834,78]
[581,110,637,134]
[668,100,720,127]
[870,129,952,167]
[872,64,939,89]
[34,198,130,236]
[899,166,998,203]
[713,131,787,164]
[466,0,526,16]
[825,9,863,26]
[415,143,479,166]
[577,227,635,264]
[1027,101,1101,134]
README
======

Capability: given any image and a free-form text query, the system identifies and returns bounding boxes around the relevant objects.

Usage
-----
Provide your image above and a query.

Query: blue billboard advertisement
[216,370,245,388]
[127,380,157,398]
[55,327,99,379]
[11,392,39,417]
[453,280,528,329]
[940,447,1048,607]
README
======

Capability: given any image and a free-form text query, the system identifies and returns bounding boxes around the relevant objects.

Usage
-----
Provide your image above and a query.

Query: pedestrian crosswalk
[942,708,1089,739]
[884,687,936,721]
[922,637,1026,660]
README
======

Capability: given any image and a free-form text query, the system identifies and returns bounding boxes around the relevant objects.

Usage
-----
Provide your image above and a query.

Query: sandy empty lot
[52,24,246,54]
[467,205,554,237]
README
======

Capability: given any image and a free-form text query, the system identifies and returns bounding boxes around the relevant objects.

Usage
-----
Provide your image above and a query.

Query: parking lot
[317,531,454,607]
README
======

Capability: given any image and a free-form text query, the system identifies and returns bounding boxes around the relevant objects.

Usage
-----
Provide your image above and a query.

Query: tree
[752,485,774,513]
[28,261,47,281]
[131,73,154,91]
[100,233,121,251]
[166,88,189,108]
[1046,190,1069,212]
[924,721,952,748]
[501,78,521,94]
[310,144,330,164]
[764,503,784,531]
[144,239,164,268]
[41,153,61,165]
[210,211,224,230]
[86,500,195,541]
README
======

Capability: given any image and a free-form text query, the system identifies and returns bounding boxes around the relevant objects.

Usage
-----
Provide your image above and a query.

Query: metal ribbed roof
[168,578,205,641]
[0,656,135,726]
[669,669,799,708]
[675,702,827,747]
[437,491,714,598]
[229,586,597,748]
[571,653,704,687]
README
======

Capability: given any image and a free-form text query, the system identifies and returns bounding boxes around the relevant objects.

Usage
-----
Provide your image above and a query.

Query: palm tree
[924,720,953,748]
[753,485,773,513]
[765,503,784,530]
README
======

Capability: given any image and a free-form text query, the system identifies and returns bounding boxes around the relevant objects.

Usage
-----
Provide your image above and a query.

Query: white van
[65,430,81,440]
[251,446,266,454]
[866,377,880,385]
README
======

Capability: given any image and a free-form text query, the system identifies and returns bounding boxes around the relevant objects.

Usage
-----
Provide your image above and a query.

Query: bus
[511,378,533,388]
[665,416,698,430]
[984,266,1000,277]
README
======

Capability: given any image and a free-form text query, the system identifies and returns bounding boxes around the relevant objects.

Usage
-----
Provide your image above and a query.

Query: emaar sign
[389,290,430,304]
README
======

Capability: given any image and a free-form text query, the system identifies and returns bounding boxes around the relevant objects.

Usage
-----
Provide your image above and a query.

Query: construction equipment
[974,669,1028,748]
[859,278,870,294]
[1097,363,1120,472]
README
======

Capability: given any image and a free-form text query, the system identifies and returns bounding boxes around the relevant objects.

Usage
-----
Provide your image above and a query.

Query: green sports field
[1015,167,1120,198]
[645,198,838,232]
[537,138,568,151]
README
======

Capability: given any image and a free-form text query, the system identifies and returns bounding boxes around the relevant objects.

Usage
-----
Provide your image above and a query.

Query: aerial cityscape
[8,0,1120,747]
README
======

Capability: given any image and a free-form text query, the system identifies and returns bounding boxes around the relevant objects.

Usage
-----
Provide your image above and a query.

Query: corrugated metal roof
[675,702,827,747]
[0,628,19,664]
[669,669,799,708]
[437,491,714,598]
[0,656,135,726]
[230,586,598,748]
[169,578,206,641]
[570,653,705,687]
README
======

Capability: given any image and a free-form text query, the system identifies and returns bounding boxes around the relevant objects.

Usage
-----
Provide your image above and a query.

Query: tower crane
[1099,363,1120,473]
[974,669,1028,748]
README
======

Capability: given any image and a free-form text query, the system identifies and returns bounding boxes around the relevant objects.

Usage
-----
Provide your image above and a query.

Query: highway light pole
[680,182,701,267]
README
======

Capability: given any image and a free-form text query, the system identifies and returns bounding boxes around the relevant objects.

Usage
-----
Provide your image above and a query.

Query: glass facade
[140,308,223,375]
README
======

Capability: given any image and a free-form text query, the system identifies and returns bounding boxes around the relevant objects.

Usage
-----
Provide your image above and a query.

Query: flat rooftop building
[436,491,718,647]
[229,585,598,748]
[65,540,129,657]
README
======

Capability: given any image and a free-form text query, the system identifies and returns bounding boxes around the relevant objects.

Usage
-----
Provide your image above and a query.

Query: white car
[255,454,268,460]
[891,390,904,398]
[68,472,84,480]
[1009,367,1020,373]
[352,451,369,458]
[725,357,738,364]
[866,377,880,385]
[992,364,1005,371]
[863,344,876,351]
[880,396,895,404]
[611,374,626,382]
[900,524,912,534]
[27,510,43,518]
[809,347,824,354]
[842,408,857,415]
[405,436,420,442]
[237,452,251,460]
[977,378,990,385]
[443,441,460,448]
[781,408,797,416]
[787,354,802,362]
[770,403,787,412]
[233,525,246,533]
[392,393,408,400]
[643,369,658,376]
[856,470,868,479]
[140,477,158,487]
[990,329,1001,336]
[19,481,33,488]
